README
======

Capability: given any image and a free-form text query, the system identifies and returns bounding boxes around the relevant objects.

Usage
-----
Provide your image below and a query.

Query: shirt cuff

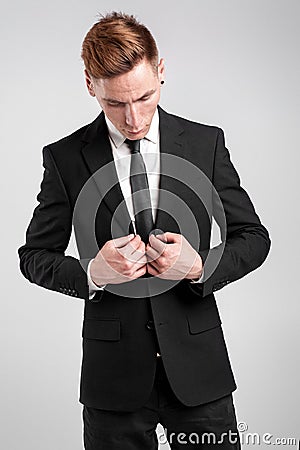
[190,270,204,284]
[87,259,106,300]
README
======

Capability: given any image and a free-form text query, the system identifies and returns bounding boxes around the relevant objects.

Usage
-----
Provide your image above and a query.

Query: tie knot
[125,139,141,154]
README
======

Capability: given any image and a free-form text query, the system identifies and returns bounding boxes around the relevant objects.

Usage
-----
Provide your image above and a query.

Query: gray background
[1,0,299,448]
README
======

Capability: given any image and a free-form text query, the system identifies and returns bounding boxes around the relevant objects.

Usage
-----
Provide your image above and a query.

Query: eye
[107,102,123,107]
[140,96,150,102]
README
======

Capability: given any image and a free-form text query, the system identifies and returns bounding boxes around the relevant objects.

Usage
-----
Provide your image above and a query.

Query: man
[18,12,270,449]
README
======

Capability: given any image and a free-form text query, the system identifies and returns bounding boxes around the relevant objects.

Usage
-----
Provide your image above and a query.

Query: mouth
[126,129,144,136]
[124,125,150,138]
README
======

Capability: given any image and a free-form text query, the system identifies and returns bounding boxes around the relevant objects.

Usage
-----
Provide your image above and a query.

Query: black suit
[18,107,270,413]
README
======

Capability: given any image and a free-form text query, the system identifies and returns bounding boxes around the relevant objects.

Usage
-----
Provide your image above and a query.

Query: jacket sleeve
[18,146,99,301]
[189,128,271,298]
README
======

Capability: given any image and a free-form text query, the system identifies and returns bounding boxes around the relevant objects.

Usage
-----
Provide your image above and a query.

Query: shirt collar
[105,108,159,149]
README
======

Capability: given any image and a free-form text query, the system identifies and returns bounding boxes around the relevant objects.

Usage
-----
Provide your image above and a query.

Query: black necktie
[125,139,154,243]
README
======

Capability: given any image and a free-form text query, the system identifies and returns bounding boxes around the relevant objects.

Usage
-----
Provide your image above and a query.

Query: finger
[156,232,180,244]
[146,246,161,262]
[132,252,148,265]
[123,238,146,263]
[132,237,145,254]
[124,241,147,265]
[147,263,160,277]
[132,265,147,279]
[118,235,142,259]
[122,257,147,278]
[113,234,135,249]
[147,258,160,270]
[149,233,167,253]
[124,235,143,254]
[133,242,147,262]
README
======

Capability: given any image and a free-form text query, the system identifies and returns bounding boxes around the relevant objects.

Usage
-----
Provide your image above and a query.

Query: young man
[19,12,270,449]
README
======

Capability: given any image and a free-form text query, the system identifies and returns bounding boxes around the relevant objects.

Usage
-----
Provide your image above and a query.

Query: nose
[125,104,141,130]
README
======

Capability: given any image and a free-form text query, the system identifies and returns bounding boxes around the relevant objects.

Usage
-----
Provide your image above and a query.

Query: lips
[127,129,144,136]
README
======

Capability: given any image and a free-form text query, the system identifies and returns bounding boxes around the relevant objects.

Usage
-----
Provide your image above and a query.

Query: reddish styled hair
[81,12,159,79]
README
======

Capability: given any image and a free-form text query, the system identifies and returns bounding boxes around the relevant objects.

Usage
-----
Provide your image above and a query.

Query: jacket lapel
[80,112,132,236]
[155,107,185,232]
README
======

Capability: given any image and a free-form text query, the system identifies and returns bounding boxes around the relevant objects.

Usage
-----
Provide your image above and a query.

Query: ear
[157,58,165,84]
[84,70,95,97]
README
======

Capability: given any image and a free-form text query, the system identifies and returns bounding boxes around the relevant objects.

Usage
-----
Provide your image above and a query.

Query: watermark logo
[157,422,298,446]
[73,152,227,297]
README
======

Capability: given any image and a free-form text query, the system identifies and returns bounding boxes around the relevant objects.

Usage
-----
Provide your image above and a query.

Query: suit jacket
[18,106,271,411]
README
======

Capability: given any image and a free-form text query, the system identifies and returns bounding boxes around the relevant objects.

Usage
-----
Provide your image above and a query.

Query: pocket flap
[82,318,121,341]
[187,306,221,334]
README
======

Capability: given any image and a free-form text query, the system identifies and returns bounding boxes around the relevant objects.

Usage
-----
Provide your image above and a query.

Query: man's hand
[146,232,203,281]
[90,234,147,286]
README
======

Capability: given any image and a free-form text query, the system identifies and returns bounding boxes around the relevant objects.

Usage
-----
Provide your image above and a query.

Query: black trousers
[83,357,241,449]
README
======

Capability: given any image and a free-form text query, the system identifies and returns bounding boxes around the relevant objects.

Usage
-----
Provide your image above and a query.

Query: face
[85,58,165,140]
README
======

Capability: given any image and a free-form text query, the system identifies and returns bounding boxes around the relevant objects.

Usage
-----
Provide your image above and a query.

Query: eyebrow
[103,89,156,104]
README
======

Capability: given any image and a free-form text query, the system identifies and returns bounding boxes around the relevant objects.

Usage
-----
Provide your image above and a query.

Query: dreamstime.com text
[157,422,298,446]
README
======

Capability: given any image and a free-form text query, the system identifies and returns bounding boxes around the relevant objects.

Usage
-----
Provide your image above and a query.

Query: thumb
[156,232,179,243]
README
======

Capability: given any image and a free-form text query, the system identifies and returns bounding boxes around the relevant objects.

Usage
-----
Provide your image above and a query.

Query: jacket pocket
[187,305,222,334]
[82,318,121,341]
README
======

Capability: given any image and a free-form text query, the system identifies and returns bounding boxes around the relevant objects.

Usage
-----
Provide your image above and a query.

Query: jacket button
[146,320,154,330]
